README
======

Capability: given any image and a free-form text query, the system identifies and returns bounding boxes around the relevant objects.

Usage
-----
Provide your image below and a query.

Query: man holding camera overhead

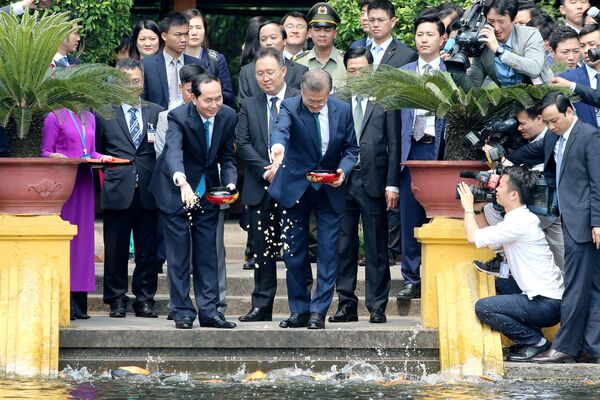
[450,0,553,91]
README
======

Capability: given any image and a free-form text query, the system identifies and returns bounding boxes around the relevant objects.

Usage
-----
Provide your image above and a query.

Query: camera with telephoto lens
[586,7,600,62]
[463,116,524,162]
[444,0,488,73]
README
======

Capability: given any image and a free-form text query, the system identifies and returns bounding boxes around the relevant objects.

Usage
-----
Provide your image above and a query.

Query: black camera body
[463,116,524,162]
[444,0,488,73]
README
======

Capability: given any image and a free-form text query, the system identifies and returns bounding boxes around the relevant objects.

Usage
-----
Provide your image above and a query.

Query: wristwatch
[495,46,505,58]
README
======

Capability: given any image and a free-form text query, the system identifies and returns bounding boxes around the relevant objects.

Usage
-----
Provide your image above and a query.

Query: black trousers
[553,224,600,357]
[103,189,159,306]
[336,171,391,312]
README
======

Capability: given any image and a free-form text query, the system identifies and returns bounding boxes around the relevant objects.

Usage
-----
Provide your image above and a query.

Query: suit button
[282,164,286,168]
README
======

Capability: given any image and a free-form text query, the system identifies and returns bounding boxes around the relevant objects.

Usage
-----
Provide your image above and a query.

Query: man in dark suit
[150,73,238,330]
[330,47,399,324]
[95,59,164,319]
[51,14,81,68]
[507,92,600,363]
[141,12,203,110]
[397,15,446,300]
[349,0,374,49]
[269,69,359,329]
[238,21,308,104]
[236,48,302,322]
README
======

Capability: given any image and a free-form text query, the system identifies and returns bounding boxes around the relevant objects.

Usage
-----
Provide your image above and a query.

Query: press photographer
[449,0,553,92]
[457,166,563,362]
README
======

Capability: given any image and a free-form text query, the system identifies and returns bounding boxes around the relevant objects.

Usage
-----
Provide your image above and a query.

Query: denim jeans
[475,276,561,345]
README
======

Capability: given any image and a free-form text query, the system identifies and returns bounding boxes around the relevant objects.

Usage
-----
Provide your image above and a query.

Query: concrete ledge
[505,362,600,380]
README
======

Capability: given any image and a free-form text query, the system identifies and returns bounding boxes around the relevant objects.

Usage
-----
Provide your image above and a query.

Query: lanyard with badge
[68,110,90,158]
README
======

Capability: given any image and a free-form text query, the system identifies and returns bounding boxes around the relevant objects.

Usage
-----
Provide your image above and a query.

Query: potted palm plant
[0,11,135,214]
[345,66,564,217]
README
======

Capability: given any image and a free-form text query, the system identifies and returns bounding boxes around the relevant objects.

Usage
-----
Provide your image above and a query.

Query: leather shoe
[109,299,127,318]
[506,341,551,362]
[175,317,193,329]
[166,311,174,321]
[238,307,272,322]
[369,309,387,323]
[279,312,310,328]
[133,301,158,318]
[307,312,326,329]
[577,353,600,363]
[328,304,358,322]
[200,314,237,329]
[530,348,576,363]
[243,257,255,270]
[396,283,421,300]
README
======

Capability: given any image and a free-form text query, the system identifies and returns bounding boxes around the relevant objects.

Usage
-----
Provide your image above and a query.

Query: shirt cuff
[11,3,25,15]
[385,186,399,193]
[173,172,186,186]
[569,82,576,92]
[271,143,284,154]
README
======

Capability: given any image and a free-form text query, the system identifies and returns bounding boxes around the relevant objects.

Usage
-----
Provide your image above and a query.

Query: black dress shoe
[239,307,272,322]
[506,341,551,362]
[134,301,158,318]
[279,312,310,328]
[328,304,358,322]
[576,352,600,363]
[167,311,174,321]
[243,257,255,270]
[369,309,387,323]
[200,314,237,329]
[109,299,127,318]
[307,312,326,329]
[175,317,193,329]
[531,348,577,363]
[396,283,421,300]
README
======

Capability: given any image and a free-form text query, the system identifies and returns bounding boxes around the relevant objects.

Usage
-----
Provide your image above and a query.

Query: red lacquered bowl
[306,170,340,184]
[204,187,239,205]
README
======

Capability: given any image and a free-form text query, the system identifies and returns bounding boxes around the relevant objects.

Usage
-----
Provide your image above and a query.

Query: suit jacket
[150,103,237,214]
[509,119,600,243]
[141,53,203,109]
[560,67,599,128]
[236,86,300,206]
[400,60,446,168]
[268,96,359,213]
[198,48,234,108]
[347,97,400,197]
[377,38,418,68]
[238,58,308,104]
[95,102,164,210]
[452,25,553,92]
[349,37,369,49]
[574,82,600,108]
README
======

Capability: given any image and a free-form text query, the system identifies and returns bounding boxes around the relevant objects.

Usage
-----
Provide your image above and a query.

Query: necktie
[128,108,141,148]
[168,58,181,107]
[311,112,322,190]
[269,97,279,132]
[195,120,211,196]
[421,63,432,75]
[55,56,68,68]
[354,95,364,141]
[372,45,383,68]
[555,135,566,209]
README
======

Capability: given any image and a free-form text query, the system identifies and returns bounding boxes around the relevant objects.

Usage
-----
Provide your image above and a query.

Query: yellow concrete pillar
[414,217,494,329]
[0,215,76,378]
[437,263,504,377]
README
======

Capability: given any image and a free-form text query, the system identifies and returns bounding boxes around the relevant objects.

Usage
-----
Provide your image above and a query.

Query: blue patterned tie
[311,112,322,191]
[55,56,68,68]
[555,135,565,209]
[128,107,141,148]
[195,120,211,196]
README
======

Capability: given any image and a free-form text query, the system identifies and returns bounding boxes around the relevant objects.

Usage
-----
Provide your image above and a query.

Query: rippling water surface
[1,362,599,399]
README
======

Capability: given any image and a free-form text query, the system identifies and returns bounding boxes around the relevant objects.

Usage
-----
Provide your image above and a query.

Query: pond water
[1,362,598,399]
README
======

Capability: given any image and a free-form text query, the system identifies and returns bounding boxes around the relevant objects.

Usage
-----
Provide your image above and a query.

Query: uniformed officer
[294,2,347,91]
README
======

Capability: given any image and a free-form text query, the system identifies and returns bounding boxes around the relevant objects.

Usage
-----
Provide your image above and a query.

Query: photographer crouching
[457,166,564,362]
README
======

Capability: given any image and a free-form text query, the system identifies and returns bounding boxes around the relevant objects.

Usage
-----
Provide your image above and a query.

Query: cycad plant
[344,65,567,160]
[0,11,137,157]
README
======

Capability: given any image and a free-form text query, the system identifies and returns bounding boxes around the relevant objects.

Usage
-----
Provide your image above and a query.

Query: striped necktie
[128,107,141,148]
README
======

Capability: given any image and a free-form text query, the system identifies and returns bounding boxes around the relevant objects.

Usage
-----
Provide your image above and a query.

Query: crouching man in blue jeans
[457,166,564,362]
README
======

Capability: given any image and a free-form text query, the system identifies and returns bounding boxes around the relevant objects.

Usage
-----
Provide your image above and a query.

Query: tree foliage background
[0,0,132,64]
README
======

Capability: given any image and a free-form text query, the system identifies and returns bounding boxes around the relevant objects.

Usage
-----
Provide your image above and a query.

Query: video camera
[462,116,526,162]
[586,7,600,62]
[456,167,555,216]
[444,0,488,73]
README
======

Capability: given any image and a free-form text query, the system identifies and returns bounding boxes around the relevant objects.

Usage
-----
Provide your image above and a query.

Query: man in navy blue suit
[150,74,237,330]
[142,12,203,110]
[349,0,374,49]
[397,14,446,300]
[269,69,359,329]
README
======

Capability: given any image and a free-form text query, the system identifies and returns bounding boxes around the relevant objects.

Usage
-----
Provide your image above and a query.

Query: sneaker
[473,254,504,277]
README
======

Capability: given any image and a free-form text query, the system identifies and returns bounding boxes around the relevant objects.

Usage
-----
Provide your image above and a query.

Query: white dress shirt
[315,104,330,155]
[52,52,69,67]
[264,85,287,170]
[474,206,564,300]
[370,36,394,67]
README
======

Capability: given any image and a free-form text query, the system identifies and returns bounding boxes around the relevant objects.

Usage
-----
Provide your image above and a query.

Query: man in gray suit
[451,0,552,91]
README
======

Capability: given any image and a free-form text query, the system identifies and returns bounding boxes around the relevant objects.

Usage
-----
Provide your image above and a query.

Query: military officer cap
[307,2,341,28]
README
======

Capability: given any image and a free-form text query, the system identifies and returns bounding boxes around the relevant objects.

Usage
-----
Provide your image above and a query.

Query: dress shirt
[495,31,525,87]
[565,21,581,34]
[414,57,441,138]
[172,115,215,186]
[474,206,564,300]
[264,85,287,177]
[52,52,69,67]
[121,103,143,135]
[370,35,394,67]
[553,117,576,163]
[163,50,185,83]
[315,104,330,155]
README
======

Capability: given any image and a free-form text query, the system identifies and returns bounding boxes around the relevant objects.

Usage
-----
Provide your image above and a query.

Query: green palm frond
[0,11,136,142]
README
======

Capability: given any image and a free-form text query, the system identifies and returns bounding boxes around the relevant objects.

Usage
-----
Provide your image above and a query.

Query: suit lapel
[208,111,222,162]
[559,120,580,180]
[257,93,269,148]
[300,103,320,154]
[115,105,135,149]
[186,104,207,159]
[156,55,169,105]
[379,40,396,66]
[323,100,338,160]
[360,101,374,140]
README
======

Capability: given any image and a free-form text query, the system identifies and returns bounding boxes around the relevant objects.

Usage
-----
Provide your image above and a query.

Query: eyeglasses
[284,24,307,31]
[255,70,280,79]
[304,98,327,107]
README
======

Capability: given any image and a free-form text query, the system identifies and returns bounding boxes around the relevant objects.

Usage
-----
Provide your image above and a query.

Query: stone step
[87,294,420,317]
[59,316,439,374]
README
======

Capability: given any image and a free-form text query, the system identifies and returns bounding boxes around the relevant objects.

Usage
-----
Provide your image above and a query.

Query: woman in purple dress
[41,108,112,319]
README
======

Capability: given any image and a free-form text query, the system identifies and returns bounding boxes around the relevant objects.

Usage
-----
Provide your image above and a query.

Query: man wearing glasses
[269,69,359,329]
[281,12,309,60]
[295,2,347,91]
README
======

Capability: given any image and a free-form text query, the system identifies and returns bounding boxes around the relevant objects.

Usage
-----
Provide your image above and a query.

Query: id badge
[147,124,156,143]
